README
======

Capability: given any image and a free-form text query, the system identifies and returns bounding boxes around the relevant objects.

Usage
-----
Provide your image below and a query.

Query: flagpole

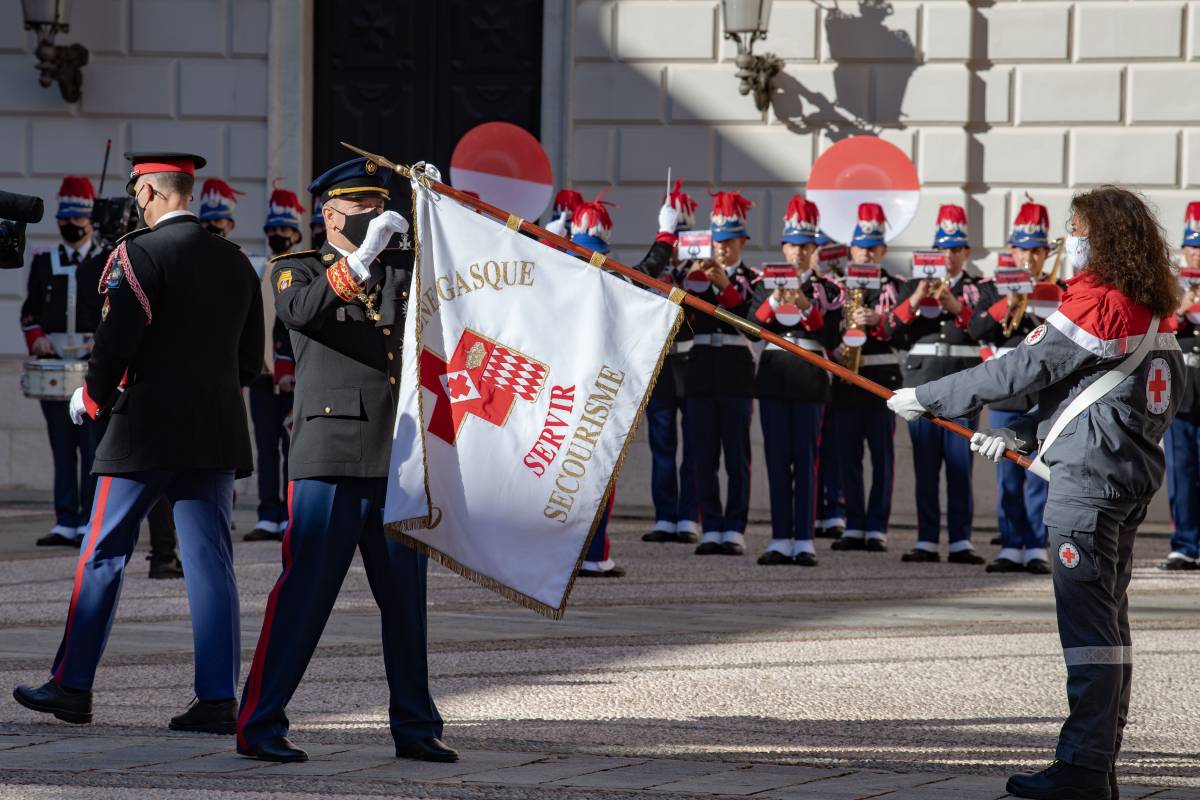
[341,143,1034,471]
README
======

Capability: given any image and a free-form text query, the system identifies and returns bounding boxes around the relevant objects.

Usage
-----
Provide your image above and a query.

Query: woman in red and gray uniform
[889,187,1182,800]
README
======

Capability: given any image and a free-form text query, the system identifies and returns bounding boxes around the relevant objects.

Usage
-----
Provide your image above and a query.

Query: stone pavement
[0,506,1198,799]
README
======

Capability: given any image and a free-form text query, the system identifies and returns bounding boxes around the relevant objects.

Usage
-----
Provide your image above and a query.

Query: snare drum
[21,359,87,400]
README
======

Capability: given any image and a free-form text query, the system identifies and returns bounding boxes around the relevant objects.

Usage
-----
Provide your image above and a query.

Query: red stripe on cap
[132,160,195,178]
[54,476,112,684]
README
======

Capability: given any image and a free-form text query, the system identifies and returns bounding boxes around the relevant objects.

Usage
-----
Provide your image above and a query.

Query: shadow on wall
[773,0,916,140]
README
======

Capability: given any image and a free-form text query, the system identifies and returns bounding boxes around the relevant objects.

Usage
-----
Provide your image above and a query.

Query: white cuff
[701,531,722,544]
[652,520,676,533]
[865,531,887,542]
[914,540,939,553]
[347,252,371,282]
[677,520,701,535]
[997,547,1024,563]
[721,531,745,546]
[1024,548,1049,564]
[792,539,816,556]
[947,540,975,553]
[767,539,791,555]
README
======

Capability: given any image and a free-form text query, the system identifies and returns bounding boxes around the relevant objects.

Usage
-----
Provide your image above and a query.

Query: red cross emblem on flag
[1058,541,1080,569]
[419,329,549,445]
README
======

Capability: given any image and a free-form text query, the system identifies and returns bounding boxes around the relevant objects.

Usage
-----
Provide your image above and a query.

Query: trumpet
[839,286,865,374]
[1002,236,1064,337]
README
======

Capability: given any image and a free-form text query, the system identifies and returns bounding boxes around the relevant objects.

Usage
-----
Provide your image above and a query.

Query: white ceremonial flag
[385,179,683,618]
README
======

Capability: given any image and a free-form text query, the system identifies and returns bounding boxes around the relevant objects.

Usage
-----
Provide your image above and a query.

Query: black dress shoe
[794,551,818,567]
[1026,558,1052,575]
[986,557,1025,573]
[720,541,745,556]
[238,735,308,763]
[948,550,986,565]
[395,736,459,763]
[169,697,236,734]
[757,550,793,565]
[1006,760,1110,800]
[830,537,865,551]
[243,527,283,542]
[13,680,92,724]
[148,556,184,580]
[674,530,699,544]
[901,548,940,563]
[642,530,675,542]
[990,535,1003,545]
[815,525,844,540]
[864,538,887,552]
[36,532,81,548]
[1159,557,1200,571]
[695,541,723,555]
[577,564,626,578]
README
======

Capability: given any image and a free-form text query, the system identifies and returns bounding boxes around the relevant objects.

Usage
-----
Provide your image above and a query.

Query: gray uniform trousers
[1046,497,1143,772]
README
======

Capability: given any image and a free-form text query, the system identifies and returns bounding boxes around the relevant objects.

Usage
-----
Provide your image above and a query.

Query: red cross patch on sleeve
[1146,357,1171,415]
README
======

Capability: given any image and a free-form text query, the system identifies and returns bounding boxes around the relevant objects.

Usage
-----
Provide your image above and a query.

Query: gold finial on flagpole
[340,142,410,178]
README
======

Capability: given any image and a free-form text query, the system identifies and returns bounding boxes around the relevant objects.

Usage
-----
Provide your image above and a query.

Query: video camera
[91,196,140,249]
[0,189,45,269]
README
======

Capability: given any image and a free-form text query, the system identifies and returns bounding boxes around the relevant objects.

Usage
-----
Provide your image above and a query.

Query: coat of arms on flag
[420,330,548,444]
[385,175,683,618]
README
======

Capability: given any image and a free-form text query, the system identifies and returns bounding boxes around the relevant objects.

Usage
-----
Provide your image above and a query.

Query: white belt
[859,353,900,367]
[909,343,980,359]
[765,336,823,353]
[691,333,749,348]
[1185,353,1200,369]
[670,340,694,355]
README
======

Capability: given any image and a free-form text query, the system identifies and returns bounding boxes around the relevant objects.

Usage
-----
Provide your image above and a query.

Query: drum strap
[49,248,78,337]
[1027,316,1160,482]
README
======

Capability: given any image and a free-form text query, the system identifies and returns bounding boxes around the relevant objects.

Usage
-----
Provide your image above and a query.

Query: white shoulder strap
[1028,317,1160,481]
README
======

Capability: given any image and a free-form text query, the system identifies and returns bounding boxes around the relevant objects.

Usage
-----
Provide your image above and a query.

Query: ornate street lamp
[22,0,89,103]
[722,0,783,112]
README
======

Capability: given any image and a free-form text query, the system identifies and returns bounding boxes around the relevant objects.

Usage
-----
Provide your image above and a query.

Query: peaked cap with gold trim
[307,156,390,202]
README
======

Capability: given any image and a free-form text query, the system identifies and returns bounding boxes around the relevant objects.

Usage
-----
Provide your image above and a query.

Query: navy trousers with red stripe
[237,477,441,750]
[51,470,238,699]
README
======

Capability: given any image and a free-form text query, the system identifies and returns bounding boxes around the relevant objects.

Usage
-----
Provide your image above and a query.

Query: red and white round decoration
[1025,324,1048,347]
[842,328,868,348]
[1058,541,1081,569]
[918,298,941,319]
[1146,357,1171,415]
[684,270,711,295]
[806,136,921,246]
[449,122,554,222]
[775,303,803,327]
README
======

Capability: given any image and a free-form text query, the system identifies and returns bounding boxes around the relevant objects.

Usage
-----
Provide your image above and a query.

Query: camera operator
[19,177,108,547]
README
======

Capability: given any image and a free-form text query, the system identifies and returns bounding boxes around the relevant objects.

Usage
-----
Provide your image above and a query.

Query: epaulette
[269,249,318,264]
[113,226,151,247]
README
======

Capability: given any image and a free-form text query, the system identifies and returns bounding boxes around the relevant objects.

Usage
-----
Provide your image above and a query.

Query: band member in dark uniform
[891,186,1182,800]
[970,200,1063,574]
[828,204,904,553]
[20,177,106,547]
[640,181,701,545]
[13,152,263,735]
[1162,202,1200,571]
[810,229,848,540]
[687,191,759,557]
[237,158,453,765]
[753,197,836,566]
[244,186,305,542]
[883,205,985,564]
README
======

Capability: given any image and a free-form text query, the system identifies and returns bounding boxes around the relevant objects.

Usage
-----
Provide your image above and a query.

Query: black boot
[238,735,308,762]
[169,697,236,734]
[148,554,184,580]
[13,680,92,724]
[1006,760,1111,800]
[394,735,459,762]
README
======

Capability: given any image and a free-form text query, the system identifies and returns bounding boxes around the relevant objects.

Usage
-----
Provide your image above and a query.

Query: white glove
[69,387,87,426]
[970,428,1021,463]
[886,388,926,421]
[545,210,571,238]
[658,203,681,235]
[421,162,441,183]
[348,210,409,279]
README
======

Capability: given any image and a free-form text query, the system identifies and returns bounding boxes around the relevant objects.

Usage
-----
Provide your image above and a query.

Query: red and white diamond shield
[1058,541,1080,569]
[1146,357,1171,415]
[420,329,548,445]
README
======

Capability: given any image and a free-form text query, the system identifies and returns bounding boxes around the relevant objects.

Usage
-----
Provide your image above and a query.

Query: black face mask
[205,223,227,238]
[312,231,326,250]
[60,223,87,245]
[338,209,380,248]
[267,234,293,255]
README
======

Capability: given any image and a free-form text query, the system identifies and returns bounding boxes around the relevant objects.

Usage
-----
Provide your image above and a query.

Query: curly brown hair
[1071,186,1179,317]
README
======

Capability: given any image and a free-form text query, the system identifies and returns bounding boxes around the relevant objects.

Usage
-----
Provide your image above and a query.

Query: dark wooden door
[313,0,544,212]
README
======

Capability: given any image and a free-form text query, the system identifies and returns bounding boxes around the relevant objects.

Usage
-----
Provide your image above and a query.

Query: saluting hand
[657,203,681,235]
[352,211,410,273]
